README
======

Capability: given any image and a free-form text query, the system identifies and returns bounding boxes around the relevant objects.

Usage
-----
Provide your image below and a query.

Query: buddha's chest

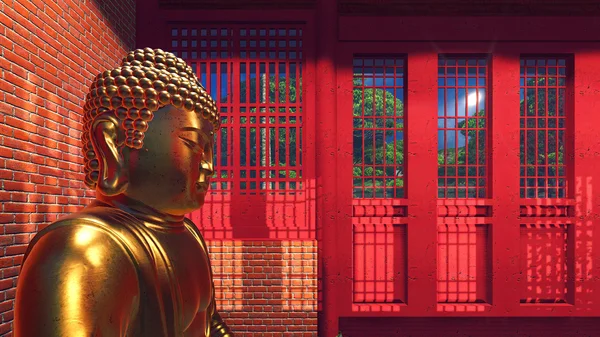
[150,228,213,330]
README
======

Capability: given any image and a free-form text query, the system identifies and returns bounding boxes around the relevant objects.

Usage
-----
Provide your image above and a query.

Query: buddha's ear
[90,116,128,196]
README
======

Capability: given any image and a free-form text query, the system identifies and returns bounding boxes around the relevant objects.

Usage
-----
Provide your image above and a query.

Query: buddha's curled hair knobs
[81,48,220,189]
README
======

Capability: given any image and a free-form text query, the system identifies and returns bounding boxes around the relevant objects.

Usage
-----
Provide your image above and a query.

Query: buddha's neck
[95,194,185,227]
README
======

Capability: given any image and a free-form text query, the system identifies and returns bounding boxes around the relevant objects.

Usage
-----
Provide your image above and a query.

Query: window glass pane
[520,57,568,199]
[438,56,488,199]
[353,57,405,199]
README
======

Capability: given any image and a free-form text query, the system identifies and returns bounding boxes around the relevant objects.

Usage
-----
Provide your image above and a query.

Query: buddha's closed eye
[179,136,204,155]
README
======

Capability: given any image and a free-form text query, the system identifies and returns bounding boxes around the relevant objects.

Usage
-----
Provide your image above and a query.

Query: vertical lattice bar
[437,56,488,199]
[352,57,406,199]
[520,57,568,199]
[437,224,488,303]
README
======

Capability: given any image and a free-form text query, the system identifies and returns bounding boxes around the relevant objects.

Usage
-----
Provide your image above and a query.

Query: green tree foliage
[520,77,565,167]
[520,77,565,197]
[352,80,405,192]
[437,110,486,167]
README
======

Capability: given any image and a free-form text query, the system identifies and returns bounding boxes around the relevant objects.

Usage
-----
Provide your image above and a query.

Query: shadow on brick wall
[208,239,317,336]
[90,0,136,51]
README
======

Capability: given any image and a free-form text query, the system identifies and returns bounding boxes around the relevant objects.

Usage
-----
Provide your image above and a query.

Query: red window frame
[335,35,600,318]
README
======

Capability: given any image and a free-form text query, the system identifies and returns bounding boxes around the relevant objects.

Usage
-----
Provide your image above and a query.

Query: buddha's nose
[200,160,214,176]
[200,144,214,177]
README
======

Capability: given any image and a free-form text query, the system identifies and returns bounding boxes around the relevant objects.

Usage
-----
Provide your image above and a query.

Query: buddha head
[81,48,219,216]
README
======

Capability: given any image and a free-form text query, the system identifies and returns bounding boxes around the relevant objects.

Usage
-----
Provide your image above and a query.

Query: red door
[330,16,600,336]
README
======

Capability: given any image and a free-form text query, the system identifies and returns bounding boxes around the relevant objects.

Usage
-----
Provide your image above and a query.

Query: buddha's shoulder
[18,209,141,299]
[182,217,208,249]
[25,206,141,262]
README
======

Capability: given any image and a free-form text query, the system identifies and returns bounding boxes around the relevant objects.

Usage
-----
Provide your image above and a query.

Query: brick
[6,288,16,300]
[64,205,81,213]
[5,245,28,256]
[30,214,44,223]
[10,191,27,201]
[0,235,13,246]
[0,258,13,269]
[4,92,36,112]
[2,181,34,192]
[2,310,14,322]
[30,174,44,184]
[5,116,37,134]
[0,170,12,180]
[13,150,31,162]
[0,322,10,334]
[0,191,10,202]
[36,185,62,195]
[5,159,37,173]
[0,147,12,158]
[5,224,36,234]
[13,128,30,141]
[38,165,63,177]
[2,267,19,279]
[29,133,44,145]
[35,145,61,159]
[3,203,36,213]
[30,153,44,164]
[14,233,31,244]
[0,300,13,314]
[0,214,14,224]
[13,213,29,223]
[36,204,62,213]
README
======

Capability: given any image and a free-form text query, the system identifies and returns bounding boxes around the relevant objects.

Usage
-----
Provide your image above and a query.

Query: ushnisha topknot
[81,47,219,189]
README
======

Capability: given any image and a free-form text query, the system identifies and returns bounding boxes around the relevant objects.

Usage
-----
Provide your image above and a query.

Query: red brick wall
[0,0,135,335]
[1,1,318,335]
[209,240,318,336]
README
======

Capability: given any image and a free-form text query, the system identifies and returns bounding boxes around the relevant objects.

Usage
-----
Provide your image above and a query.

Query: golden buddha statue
[14,48,234,337]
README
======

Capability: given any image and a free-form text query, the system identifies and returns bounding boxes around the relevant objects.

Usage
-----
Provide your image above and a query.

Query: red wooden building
[3,0,600,336]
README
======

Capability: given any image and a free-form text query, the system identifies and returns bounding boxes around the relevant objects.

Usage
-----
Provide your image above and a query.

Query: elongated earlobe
[90,116,128,196]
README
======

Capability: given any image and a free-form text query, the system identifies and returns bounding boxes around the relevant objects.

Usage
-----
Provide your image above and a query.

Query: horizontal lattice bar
[438,205,491,217]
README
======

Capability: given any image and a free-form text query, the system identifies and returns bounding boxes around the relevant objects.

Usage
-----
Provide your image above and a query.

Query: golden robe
[15,200,233,337]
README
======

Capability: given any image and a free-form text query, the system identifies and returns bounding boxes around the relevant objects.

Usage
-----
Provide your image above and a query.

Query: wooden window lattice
[170,27,304,195]
[437,56,488,199]
[437,224,489,304]
[519,57,568,199]
[352,57,406,199]
[353,222,407,304]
